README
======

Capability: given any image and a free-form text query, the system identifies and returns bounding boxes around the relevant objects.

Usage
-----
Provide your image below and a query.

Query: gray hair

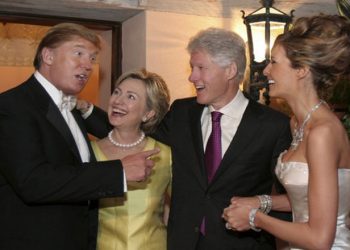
[187,27,247,83]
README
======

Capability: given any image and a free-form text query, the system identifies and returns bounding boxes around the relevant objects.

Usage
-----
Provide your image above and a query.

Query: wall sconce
[242,0,294,104]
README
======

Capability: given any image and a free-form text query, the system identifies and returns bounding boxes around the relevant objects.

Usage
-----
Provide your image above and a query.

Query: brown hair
[274,14,350,99]
[33,23,101,69]
[114,69,170,134]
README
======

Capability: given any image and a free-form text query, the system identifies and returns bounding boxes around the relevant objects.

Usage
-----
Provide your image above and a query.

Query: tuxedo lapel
[72,109,96,162]
[26,77,82,162]
[46,103,82,161]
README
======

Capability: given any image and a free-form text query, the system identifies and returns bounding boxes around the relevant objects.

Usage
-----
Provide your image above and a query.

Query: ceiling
[142,0,339,19]
[0,0,340,23]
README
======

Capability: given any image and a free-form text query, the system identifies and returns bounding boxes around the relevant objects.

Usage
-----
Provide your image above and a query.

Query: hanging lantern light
[242,0,294,104]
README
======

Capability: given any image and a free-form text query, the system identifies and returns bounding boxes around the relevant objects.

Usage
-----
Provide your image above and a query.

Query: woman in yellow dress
[91,69,171,250]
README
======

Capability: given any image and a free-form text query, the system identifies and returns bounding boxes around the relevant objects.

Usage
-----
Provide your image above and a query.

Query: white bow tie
[59,95,77,111]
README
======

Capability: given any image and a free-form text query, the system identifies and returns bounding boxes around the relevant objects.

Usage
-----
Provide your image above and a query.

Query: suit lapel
[210,100,263,184]
[189,104,208,189]
[226,100,262,159]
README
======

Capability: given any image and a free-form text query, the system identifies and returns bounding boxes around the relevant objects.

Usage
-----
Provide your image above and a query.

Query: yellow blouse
[91,137,172,250]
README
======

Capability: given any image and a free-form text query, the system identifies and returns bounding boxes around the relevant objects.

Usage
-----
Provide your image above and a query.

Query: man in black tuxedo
[0,23,157,250]
[152,28,292,249]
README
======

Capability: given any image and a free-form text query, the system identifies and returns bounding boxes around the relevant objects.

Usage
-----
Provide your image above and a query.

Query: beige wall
[122,11,146,72]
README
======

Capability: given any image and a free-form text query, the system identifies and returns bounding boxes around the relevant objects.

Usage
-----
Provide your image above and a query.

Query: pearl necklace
[108,130,145,149]
[290,100,325,151]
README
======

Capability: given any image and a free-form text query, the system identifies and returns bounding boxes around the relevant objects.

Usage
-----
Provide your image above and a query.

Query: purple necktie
[205,111,222,182]
[200,111,222,235]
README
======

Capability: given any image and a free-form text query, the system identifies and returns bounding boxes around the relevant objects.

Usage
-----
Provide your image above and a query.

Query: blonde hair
[34,23,101,69]
[114,69,170,134]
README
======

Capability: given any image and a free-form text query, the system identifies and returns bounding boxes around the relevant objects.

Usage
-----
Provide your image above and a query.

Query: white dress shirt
[201,90,249,157]
[34,71,90,163]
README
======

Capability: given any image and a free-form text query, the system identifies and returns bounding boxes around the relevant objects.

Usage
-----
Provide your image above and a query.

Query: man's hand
[76,99,91,115]
[121,148,160,182]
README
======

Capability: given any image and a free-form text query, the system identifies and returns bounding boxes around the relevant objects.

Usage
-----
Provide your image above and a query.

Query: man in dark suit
[153,28,292,249]
[0,23,157,250]
[80,27,292,249]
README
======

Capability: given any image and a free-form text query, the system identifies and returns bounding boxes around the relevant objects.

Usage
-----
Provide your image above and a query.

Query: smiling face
[263,44,300,99]
[41,37,99,95]
[108,78,154,130]
[188,49,238,110]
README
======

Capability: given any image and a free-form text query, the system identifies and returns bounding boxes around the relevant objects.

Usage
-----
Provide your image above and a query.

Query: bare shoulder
[308,116,344,142]
[308,116,350,168]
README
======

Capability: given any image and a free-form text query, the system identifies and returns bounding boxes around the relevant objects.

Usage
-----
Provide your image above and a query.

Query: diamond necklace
[290,100,325,151]
[108,130,145,149]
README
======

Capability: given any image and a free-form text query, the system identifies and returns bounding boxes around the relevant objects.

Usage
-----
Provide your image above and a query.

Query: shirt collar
[207,90,248,119]
[34,70,65,107]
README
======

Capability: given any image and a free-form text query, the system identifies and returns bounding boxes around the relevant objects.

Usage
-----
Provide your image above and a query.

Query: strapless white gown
[275,152,350,250]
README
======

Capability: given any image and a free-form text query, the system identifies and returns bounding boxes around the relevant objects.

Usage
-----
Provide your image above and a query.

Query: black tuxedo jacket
[0,75,125,250]
[153,96,292,250]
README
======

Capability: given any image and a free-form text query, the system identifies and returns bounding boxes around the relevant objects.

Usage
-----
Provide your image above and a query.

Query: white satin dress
[275,152,350,250]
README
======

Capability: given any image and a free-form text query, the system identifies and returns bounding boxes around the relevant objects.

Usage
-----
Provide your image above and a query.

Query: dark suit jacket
[0,75,125,250]
[153,96,292,250]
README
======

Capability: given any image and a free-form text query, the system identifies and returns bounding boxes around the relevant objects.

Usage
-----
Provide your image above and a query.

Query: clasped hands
[222,196,260,231]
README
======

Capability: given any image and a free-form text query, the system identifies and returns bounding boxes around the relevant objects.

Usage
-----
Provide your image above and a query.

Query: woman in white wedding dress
[223,14,350,249]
